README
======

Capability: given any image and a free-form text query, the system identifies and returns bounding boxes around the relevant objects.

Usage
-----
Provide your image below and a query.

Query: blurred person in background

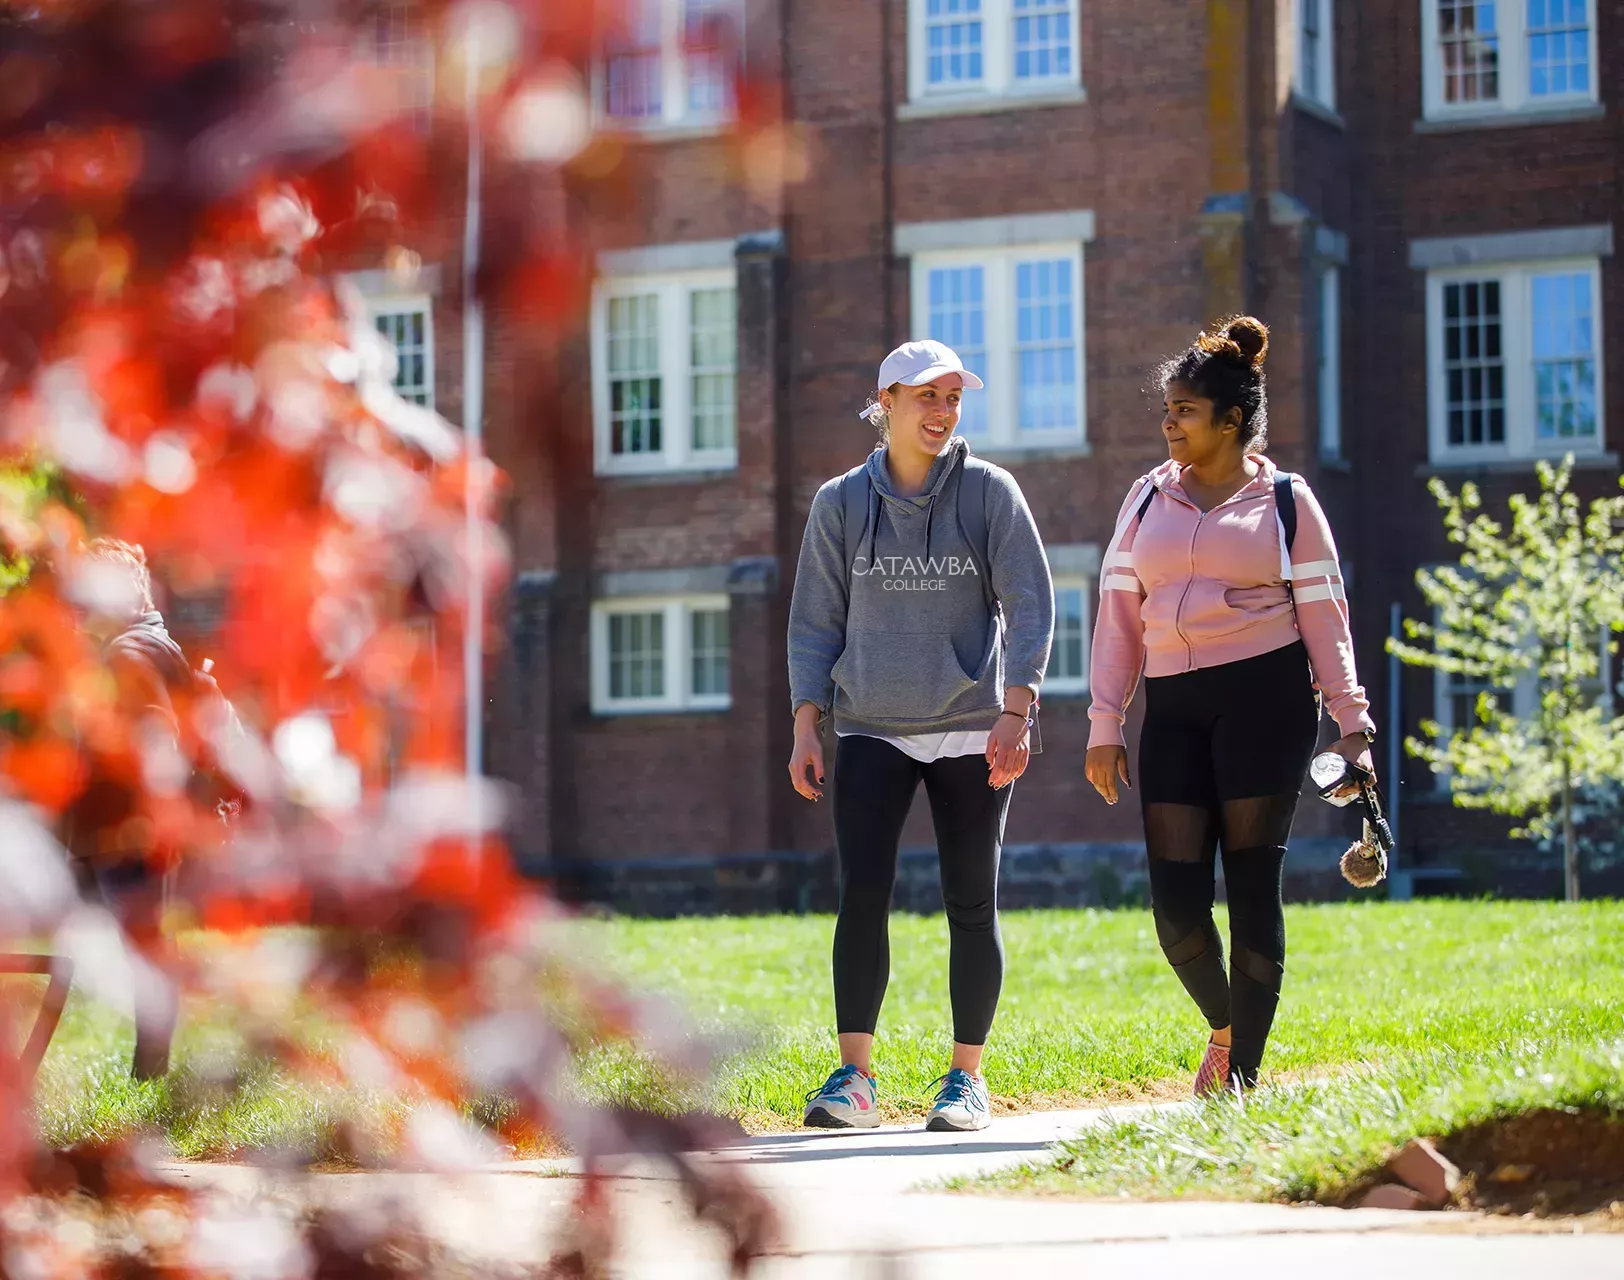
[60,537,197,1079]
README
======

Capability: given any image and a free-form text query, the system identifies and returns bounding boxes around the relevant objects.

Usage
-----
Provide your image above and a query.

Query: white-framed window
[371,296,434,408]
[1428,632,1621,784]
[598,0,739,128]
[910,243,1086,449]
[1421,0,1596,119]
[590,595,731,713]
[1425,259,1603,463]
[908,0,1080,102]
[363,3,435,126]
[1318,265,1342,460]
[1435,666,1500,738]
[1046,576,1091,694]
[591,269,737,474]
[1295,0,1336,110]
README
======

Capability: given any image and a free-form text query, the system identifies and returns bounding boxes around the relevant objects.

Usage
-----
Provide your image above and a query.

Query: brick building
[384,1,1617,907]
[1342,0,1620,896]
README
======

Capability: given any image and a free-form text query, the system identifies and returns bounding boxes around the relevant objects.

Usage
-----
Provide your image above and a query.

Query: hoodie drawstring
[866,440,960,568]
[866,485,879,571]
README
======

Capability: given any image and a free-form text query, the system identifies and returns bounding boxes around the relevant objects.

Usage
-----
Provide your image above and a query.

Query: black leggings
[1138,642,1321,1087]
[832,734,1013,1046]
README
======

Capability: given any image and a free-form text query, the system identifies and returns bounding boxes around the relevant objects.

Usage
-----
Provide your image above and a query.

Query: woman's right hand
[1085,744,1132,805]
[788,705,826,801]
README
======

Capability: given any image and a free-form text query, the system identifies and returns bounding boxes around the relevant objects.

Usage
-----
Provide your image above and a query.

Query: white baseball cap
[876,339,984,392]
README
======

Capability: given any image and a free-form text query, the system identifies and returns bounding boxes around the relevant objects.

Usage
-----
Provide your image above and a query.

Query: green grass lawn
[964,1037,1624,1205]
[15,900,1624,1175]
[581,900,1624,1127]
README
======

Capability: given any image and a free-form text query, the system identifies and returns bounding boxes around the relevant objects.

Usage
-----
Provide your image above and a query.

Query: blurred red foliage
[0,1,779,1273]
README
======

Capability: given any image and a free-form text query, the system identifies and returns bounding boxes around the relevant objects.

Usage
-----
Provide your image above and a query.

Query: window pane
[689,607,730,698]
[374,307,432,407]
[1299,0,1321,100]
[1051,586,1088,682]
[1015,258,1078,432]
[609,611,665,700]
[690,287,736,452]
[926,0,984,87]
[1442,668,1495,734]
[1438,0,1500,103]
[1527,0,1589,97]
[926,266,988,437]
[369,3,434,123]
[1012,0,1071,81]
[608,294,662,455]
[1532,271,1597,440]
[1441,279,1504,447]
[685,0,735,117]
[606,0,664,119]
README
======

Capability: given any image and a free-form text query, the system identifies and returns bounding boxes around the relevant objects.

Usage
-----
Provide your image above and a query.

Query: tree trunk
[1562,758,1580,902]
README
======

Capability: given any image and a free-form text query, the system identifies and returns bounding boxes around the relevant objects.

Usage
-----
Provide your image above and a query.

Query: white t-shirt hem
[836,729,990,764]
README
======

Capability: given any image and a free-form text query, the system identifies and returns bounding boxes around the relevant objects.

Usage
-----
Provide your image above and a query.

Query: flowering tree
[0,0,778,1273]
[1390,459,1624,902]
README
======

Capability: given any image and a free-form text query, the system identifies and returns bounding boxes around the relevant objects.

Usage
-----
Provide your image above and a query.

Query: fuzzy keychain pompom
[1339,820,1388,888]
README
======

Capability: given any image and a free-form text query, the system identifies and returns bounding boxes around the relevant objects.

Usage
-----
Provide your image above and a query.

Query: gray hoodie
[788,436,1054,738]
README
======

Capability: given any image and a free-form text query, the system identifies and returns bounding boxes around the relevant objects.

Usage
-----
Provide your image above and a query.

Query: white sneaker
[803,1064,880,1129]
[925,1069,990,1132]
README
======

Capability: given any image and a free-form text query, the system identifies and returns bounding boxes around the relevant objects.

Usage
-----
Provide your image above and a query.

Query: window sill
[1417,449,1618,476]
[897,85,1087,121]
[595,462,740,484]
[1318,454,1352,473]
[590,703,732,719]
[603,119,733,144]
[1414,101,1605,133]
[1290,92,1345,130]
[973,440,1092,464]
[1039,684,1090,699]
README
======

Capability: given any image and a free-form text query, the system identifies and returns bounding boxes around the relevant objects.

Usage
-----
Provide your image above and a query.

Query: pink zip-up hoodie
[1087,455,1375,749]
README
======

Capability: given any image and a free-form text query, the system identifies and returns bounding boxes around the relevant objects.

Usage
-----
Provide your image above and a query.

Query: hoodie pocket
[831,630,979,721]
[1219,584,1293,632]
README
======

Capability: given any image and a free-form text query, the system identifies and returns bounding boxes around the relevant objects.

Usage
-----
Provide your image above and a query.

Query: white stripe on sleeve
[1290,559,1342,580]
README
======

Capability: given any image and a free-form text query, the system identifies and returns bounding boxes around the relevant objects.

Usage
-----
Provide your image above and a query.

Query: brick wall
[478,0,1618,906]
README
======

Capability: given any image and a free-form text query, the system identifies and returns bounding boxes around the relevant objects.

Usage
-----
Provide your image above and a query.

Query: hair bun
[1222,315,1269,369]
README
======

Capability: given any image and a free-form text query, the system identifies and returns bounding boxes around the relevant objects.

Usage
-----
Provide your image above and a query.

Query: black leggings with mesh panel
[1138,641,1322,1088]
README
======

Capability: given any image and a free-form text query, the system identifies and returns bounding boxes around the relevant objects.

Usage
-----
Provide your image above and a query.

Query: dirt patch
[1436,1108,1624,1218]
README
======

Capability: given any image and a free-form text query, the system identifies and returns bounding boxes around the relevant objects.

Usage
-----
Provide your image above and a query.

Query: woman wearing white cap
[786,339,1055,1132]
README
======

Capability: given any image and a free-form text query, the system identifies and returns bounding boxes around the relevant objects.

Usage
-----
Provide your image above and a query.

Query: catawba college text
[852,555,981,591]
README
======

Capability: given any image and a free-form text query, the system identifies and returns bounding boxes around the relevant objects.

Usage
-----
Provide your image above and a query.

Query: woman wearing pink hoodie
[1084,316,1376,1097]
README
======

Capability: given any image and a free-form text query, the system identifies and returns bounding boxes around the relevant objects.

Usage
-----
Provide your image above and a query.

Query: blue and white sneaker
[802,1064,880,1129]
[925,1068,991,1132]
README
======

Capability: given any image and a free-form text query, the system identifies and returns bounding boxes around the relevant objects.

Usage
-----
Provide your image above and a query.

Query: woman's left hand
[1329,731,1376,783]
[986,711,1030,789]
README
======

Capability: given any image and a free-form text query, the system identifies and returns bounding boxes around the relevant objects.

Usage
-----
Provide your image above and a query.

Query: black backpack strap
[1274,472,1298,556]
[956,457,998,616]
[1136,483,1158,524]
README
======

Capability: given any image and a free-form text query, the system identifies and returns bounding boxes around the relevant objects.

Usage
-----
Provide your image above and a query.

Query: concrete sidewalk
[162,1106,1624,1277]
[505,1101,1176,1191]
